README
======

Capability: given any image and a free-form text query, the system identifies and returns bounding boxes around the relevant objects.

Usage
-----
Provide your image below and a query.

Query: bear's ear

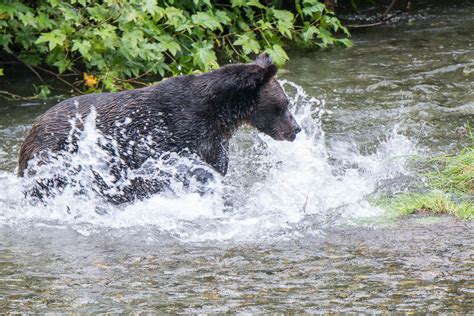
[255,52,272,67]
[254,52,278,82]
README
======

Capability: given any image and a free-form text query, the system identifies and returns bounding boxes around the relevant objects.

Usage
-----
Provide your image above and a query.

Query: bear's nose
[294,126,302,134]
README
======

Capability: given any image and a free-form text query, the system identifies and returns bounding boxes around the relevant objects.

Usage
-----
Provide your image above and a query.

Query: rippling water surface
[0,2,473,312]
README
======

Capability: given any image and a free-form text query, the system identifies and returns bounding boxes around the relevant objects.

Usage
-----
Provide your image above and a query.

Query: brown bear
[18,53,301,203]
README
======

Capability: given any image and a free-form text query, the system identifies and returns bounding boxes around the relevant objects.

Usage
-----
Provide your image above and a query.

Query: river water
[0,2,473,313]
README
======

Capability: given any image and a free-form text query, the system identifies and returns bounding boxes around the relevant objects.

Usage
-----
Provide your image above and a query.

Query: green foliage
[0,0,351,92]
[36,85,51,99]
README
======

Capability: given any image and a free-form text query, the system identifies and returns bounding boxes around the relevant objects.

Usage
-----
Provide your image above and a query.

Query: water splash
[0,81,418,241]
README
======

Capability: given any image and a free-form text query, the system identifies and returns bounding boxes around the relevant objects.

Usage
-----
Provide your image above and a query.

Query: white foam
[0,81,418,242]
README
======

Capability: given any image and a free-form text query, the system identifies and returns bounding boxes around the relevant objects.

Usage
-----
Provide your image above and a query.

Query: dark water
[0,2,473,313]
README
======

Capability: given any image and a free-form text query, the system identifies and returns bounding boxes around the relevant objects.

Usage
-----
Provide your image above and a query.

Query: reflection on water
[0,1,473,312]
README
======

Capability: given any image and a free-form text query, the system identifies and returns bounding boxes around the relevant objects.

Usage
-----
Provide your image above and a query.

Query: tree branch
[382,0,397,20]
[0,90,37,100]
[347,9,404,29]
[33,65,83,94]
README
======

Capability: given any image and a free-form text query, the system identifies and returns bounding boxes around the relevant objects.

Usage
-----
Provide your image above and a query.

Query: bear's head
[249,54,301,141]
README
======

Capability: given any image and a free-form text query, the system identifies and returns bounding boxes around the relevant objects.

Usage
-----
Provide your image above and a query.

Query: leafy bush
[0,0,350,92]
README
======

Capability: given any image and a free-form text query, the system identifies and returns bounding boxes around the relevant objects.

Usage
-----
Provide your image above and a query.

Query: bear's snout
[286,124,301,141]
[285,113,301,141]
[294,125,302,135]
[292,125,302,139]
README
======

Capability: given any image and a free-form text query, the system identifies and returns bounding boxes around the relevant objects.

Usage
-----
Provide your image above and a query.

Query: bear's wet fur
[18,53,301,203]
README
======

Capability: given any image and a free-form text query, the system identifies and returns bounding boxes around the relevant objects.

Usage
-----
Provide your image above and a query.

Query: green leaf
[265,44,288,66]
[230,0,246,7]
[0,4,22,17]
[272,9,294,23]
[72,39,92,60]
[36,12,54,30]
[301,24,318,43]
[192,41,218,72]
[52,54,70,73]
[94,24,118,49]
[143,0,157,14]
[124,9,140,22]
[156,34,181,56]
[272,9,294,39]
[121,29,144,58]
[233,33,260,54]
[35,85,51,99]
[191,11,222,31]
[302,1,325,17]
[257,20,273,31]
[48,0,60,8]
[165,7,186,29]
[231,0,265,8]
[15,29,36,49]
[17,11,37,28]
[0,1,31,16]
[37,85,51,98]
[193,0,212,8]
[61,6,80,23]
[87,5,109,22]
[35,30,66,51]
[214,10,231,25]
[295,1,304,17]
[336,38,353,47]
[315,27,334,47]
[0,68,3,76]
[0,34,13,51]
[237,20,250,31]
[142,0,165,20]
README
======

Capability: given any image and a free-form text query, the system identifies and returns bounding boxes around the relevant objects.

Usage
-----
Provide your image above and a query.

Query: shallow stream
[0,2,473,312]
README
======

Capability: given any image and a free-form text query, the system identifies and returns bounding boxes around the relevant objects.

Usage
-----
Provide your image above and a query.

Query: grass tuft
[379,129,473,220]
[428,145,474,196]
[380,192,473,220]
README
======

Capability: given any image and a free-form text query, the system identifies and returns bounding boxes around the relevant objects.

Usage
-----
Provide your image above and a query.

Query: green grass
[380,192,473,220]
[429,145,474,196]
[379,132,473,220]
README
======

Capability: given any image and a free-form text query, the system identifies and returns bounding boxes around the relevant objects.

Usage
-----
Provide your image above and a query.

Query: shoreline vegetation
[379,133,474,220]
